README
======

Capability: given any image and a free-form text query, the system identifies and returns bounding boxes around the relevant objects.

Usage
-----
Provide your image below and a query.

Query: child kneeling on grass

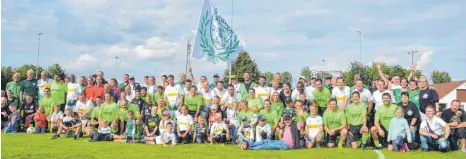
[4,104,20,133]
[210,113,230,145]
[161,122,177,146]
[387,107,412,152]
[33,106,47,133]
[51,110,82,140]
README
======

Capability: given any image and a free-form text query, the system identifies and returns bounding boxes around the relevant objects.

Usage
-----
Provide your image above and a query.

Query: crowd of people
[1,63,465,153]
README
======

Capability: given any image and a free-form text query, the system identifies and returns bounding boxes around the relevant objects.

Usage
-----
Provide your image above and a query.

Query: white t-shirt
[176,114,194,131]
[306,116,323,138]
[226,108,239,126]
[270,88,282,98]
[232,83,241,94]
[159,119,173,134]
[305,86,316,100]
[147,85,156,95]
[212,88,227,100]
[164,84,183,106]
[352,88,374,107]
[199,88,214,110]
[66,82,80,101]
[51,111,64,122]
[255,123,272,142]
[210,122,228,136]
[291,89,306,100]
[254,85,271,102]
[221,93,241,107]
[420,116,447,136]
[372,90,396,110]
[332,86,351,109]
[37,78,51,98]
[75,100,94,117]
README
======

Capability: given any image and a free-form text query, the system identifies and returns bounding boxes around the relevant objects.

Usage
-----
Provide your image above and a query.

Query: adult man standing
[408,80,421,109]
[311,79,331,116]
[20,69,39,102]
[146,76,157,95]
[129,76,141,95]
[420,106,450,152]
[254,76,271,103]
[230,75,247,100]
[50,74,67,112]
[418,76,440,119]
[84,77,95,102]
[370,93,398,149]
[6,73,21,99]
[164,75,184,116]
[221,85,241,107]
[118,74,130,91]
[352,80,374,116]
[441,100,466,152]
[332,77,350,111]
[177,73,187,88]
[372,80,395,111]
[268,73,283,88]
[238,72,254,100]
[212,81,226,100]
[65,74,80,112]
[37,71,51,100]
[199,82,213,113]
[94,76,105,102]
[209,74,221,89]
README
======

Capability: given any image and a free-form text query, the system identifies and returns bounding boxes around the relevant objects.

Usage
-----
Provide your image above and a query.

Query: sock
[361,133,370,145]
[374,140,380,146]
[338,142,343,147]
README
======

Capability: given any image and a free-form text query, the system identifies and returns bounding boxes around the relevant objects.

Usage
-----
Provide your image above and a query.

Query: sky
[2,0,465,83]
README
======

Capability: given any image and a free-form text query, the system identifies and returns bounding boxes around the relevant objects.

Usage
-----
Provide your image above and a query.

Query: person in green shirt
[345,91,370,150]
[99,93,119,131]
[323,99,348,149]
[140,87,152,102]
[152,86,164,105]
[370,93,398,149]
[118,74,130,91]
[39,88,55,116]
[6,72,21,99]
[312,79,331,116]
[270,92,284,117]
[246,89,263,113]
[88,96,103,132]
[393,78,409,104]
[294,100,309,129]
[50,74,67,112]
[19,69,38,102]
[184,86,204,119]
[237,100,254,124]
[408,80,420,109]
[117,99,140,135]
[259,100,279,134]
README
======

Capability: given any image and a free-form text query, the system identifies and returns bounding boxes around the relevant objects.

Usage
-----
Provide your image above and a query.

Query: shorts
[349,125,363,142]
[63,121,72,127]
[304,135,316,145]
[327,131,341,144]
[456,127,466,139]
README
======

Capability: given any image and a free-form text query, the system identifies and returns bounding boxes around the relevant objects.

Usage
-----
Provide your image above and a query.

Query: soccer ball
[26,127,36,134]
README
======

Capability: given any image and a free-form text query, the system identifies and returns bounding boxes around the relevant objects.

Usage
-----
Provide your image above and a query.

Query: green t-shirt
[295,112,310,123]
[20,79,38,99]
[271,102,284,117]
[237,110,254,123]
[247,97,264,110]
[313,88,332,108]
[50,81,67,105]
[152,93,164,105]
[259,109,279,126]
[345,102,367,126]
[323,109,346,130]
[408,89,420,109]
[393,88,403,104]
[39,96,55,116]
[99,102,120,122]
[375,104,398,129]
[91,106,100,120]
[184,95,203,111]
[6,82,21,99]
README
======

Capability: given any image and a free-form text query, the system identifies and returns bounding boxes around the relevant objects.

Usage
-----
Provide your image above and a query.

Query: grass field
[1,133,465,159]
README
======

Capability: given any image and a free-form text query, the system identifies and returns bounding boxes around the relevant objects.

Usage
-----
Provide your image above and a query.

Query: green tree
[431,70,452,84]
[280,71,292,85]
[261,71,274,85]
[389,65,408,78]
[223,51,260,83]
[48,63,66,78]
[1,66,15,90]
[342,61,369,86]
[300,67,313,81]
[13,64,45,80]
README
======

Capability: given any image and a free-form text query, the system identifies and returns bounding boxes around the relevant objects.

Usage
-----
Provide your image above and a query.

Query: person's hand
[450,122,459,127]
[378,128,385,137]
[178,133,182,137]
[361,126,368,133]
[436,112,442,117]
[438,137,446,142]
[432,134,439,139]
[376,62,382,69]
[410,64,417,71]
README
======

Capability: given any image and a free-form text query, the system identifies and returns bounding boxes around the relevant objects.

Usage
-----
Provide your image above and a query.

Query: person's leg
[370,126,381,147]
[338,129,348,148]
[119,120,125,135]
[437,139,449,151]
[420,135,431,151]
[392,136,403,152]
[250,140,290,150]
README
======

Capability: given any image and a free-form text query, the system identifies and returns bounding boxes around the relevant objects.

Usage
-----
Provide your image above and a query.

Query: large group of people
[1,63,465,153]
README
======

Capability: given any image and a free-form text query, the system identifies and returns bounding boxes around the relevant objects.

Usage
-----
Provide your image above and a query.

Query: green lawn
[1,133,465,159]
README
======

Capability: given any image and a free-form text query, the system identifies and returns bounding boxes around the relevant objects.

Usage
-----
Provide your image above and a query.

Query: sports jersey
[332,86,351,109]
[221,93,241,107]
[345,102,367,126]
[238,124,254,141]
[375,104,398,129]
[259,109,279,126]
[66,82,79,101]
[254,85,271,102]
[75,100,94,118]
[352,88,373,106]
[212,88,227,101]
[247,97,264,110]
[140,103,152,121]
[20,79,38,99]
[144,114,160,132]
[312,88,331,108]
[99,102,119,122]
[37,78,51,100]
[373,90,395,111]
[184,95,203,112]
[271,101,284,117]
[306,115,323,137]
[408,89,420,109]
[50,81,67,105]
[226,108,239,127]
[176,114,194,131]
[210,122,228,136]
[51,111,64,122]
[323,109,346,130]
[164,84,183,109]
[199,88,214,111]
[255,123,272,141]
[39,96,55,116]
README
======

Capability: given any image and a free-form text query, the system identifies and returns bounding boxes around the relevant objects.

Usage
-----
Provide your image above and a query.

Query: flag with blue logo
[192,0,244,66]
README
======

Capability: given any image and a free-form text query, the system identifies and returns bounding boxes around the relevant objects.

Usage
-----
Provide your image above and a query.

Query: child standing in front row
[226,102,239,143]
[193,115,209,143]
[34,107,48,133]
[237,116,254,145]
[387,107,412,152]
[114,111,136,143]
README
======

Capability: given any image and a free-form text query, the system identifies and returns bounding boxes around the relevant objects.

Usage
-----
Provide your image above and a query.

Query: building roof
[431,80,466,99]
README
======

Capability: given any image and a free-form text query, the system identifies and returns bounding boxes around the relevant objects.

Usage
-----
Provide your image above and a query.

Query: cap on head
[129,76,135,80]
[162,109,169,116]
[241,115,248,121]
[285,98,293,104]
[230,75,237,79]
[258,114,266,121]
[213,74,219,78]
[283,114,292,120]
[210,104,218,110]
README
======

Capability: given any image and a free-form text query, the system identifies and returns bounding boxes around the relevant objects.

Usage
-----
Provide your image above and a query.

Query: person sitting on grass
[21,95,38,128]
[33,106,47,134]
[304,106,323,148]
[323,99,348,149]
[193,115,209,144]
[255,115,272,142]
[420,105,450,152]
[161,122,177,146]
[345,92,370,150]
[52,111,82,140]
[88,121,113,142]
[143,106,160,145]
[371,93,398,149]
[176,105,193,144]
[49,104,64,133]
[159,109,173,135]
[240,114,299,150]
[387,107,412,152]
[237,115,254,145]
[4,104,20,133]
[210,113,229,145]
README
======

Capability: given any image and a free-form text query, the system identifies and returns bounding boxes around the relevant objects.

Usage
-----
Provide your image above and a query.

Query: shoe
[338,143,343,149]
[422,148,429,152]
[374,144,383,149]
[51,134,60,139]
[361,144,366,150]
[402,143,409,152]
[316,143,321,148]
[461,148,466,153]
[73,135,78,140]
[88,139,94,142]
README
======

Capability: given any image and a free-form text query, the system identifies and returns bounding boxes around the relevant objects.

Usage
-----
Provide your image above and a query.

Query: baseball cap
[258,115,266,121]
[213,74,219,78]
[241,115,248,121]
[285,98,293,104]
[162,109,169,116]
[283,114,292,120]
[210,104,218,110]
[129,76,135,80]
[299,76,305,80]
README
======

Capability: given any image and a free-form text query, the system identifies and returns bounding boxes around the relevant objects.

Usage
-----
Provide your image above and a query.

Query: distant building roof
[431,80,466,99]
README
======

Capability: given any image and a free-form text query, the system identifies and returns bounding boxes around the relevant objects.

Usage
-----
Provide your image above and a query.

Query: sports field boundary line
[374,150,385,159]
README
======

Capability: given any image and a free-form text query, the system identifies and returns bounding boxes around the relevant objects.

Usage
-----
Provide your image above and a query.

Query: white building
[431,80,466,110]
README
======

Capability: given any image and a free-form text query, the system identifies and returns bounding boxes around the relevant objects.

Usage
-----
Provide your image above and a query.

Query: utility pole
[186,38,192,75]
[407,51,418,66]
[36,33,43,79]
[357,31,362,64]
[115,56,120,72]
[322,59,325,79]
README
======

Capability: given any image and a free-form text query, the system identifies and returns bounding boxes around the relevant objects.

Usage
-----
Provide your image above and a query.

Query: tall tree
[342,61,369,86]
[261,71,274,85]
[223,51,260,83]
[13,64,45,80]
[300,67,313,81]
[389,65,408,78]
[48,64,66,78]
[280,71,293,86]
[1,66,15,90]
[431,70,452,84]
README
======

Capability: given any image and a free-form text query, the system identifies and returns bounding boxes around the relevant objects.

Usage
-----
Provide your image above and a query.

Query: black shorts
[63,121,72,127]
[349,125,363,142]
[456,127,466,139]
[327,131,341,144]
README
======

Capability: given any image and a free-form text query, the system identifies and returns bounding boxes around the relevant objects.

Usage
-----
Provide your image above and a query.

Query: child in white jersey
[305,106,323,148]
[227,102,239,143]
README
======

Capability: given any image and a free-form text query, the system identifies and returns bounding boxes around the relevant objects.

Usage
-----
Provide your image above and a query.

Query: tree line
[1,64,66,90]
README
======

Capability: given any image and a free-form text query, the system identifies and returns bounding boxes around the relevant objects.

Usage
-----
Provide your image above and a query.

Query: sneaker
[361,144,367,150]
[461,148,466,153]
[88,139,94,142]
[402,143,409,152]
[73,135,78,140]
[316,142,321,148]
[374,144,383,149]
[422,148,429,152]
[51,134,60,139]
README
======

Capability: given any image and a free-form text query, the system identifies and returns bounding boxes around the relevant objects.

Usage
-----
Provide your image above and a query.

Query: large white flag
[191,0,244,65]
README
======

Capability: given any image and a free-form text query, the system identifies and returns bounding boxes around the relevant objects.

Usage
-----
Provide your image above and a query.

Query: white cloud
[416,51,434,70]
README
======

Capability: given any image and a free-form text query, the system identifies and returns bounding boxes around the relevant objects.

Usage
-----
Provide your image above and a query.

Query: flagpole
[228,0,233,84]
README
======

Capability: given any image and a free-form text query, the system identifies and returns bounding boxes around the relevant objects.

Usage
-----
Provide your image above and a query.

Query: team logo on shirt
[407,110,413,116]
[423,93,428,99]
